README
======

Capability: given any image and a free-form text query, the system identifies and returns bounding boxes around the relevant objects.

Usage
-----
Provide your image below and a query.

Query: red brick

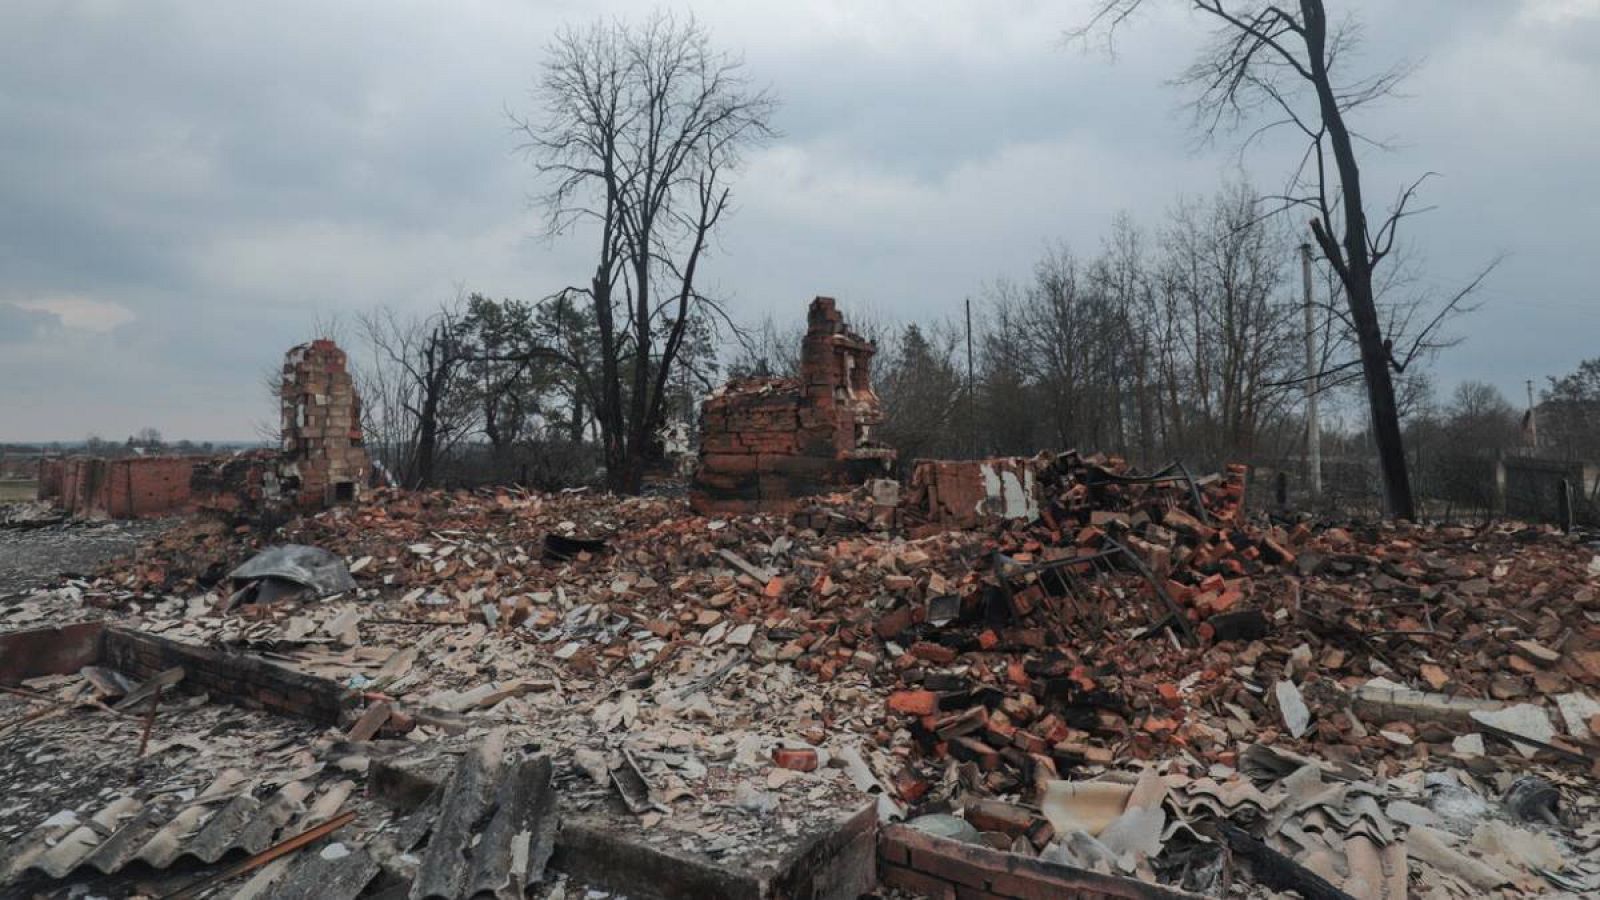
[771,747,819,772]
[910,641,959,664]
[885,856,961,899]
[964,799,1037,838]
[906,844,990,889]
[888,690,940,716]
[879,829,913,866]
[875,605,916,640]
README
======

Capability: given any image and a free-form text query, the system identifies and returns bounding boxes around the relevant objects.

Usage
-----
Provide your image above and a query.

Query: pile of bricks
[872,455,1301,800]
[691,297,894,514]
[279,339,370,510]
[903,453,1248,535]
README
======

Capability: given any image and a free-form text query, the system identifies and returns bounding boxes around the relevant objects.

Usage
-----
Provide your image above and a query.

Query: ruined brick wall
[101,628,353,726]
[40,454,285,518]
[40,456,195,519]
[691,297,893,514]
[879,825,1198,900]
[37,340,369,520]
[905,457,1042,529]
[188,451,281,514]
[280,339,370,509]
[36,458,64,501]
[104,457,194,518]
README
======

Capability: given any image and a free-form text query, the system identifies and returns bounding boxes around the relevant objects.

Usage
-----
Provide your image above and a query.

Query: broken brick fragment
[909,641,958,664]
[888,690,940,716]
[771,747,819,772]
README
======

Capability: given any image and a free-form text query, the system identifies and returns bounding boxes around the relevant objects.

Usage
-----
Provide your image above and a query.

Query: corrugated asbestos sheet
[407,737,557,900]
[0,770,357,888]
[0,741,558,900]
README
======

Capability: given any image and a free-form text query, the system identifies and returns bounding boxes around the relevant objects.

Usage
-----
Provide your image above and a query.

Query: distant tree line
[739,183,1346,474]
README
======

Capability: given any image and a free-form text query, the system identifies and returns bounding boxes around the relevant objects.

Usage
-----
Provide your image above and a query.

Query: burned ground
[2,459,1600,898]
[0,512,175,600]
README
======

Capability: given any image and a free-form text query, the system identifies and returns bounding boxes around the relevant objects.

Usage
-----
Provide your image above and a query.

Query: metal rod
[137,685,162,758]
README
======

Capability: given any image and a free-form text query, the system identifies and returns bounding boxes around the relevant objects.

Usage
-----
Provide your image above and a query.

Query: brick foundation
[0,623,353,727]
[691,298,894,514]
[98,628,351,725]
[878,825,1201,900]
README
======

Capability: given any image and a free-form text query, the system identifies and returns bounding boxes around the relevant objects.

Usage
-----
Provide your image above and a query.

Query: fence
[1502,456,1598,527]
[1256,452,1598,526]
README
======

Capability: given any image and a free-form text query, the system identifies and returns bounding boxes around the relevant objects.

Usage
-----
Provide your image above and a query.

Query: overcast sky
[2,0,1596,441]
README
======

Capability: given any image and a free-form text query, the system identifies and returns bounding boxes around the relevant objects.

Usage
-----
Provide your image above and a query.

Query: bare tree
[517,12,776,493]
[131,427,163,450]
[1078,0,1488,519]
[728,312,805,379]
[356,304,475,488]
[976,290,1044,456]
[1159,184,1300,461]
[1444,381,1519,454]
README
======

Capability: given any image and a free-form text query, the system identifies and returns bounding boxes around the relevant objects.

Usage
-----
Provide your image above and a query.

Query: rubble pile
[0,500,66,529]
[4,455,1600,896]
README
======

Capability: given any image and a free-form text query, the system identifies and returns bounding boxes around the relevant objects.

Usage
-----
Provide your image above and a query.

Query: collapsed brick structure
[278,339,370,509]
[36,340,370,518]
[39,456,196,519]
[691,297,894,514]
[904,457,1042,529]
[37,452,286,520]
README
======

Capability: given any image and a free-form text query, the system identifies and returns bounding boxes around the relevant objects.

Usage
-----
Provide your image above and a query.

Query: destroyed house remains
[6,310,1600,898]
[33,340,371,520]
[691,296,894,514]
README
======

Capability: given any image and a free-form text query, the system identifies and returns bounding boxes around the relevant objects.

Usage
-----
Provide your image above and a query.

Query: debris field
[3,451,1600,898]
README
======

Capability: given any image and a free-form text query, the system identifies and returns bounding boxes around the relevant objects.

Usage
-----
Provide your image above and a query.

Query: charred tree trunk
[1303,0,1415,519]
[412,325,450,489]
[594,269,629,495]
[568,390,585,444]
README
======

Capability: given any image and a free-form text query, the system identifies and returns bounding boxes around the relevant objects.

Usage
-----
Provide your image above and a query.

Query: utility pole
[1525,379,1538,450]
[965,297,976,459]
[1301,243,1322,501]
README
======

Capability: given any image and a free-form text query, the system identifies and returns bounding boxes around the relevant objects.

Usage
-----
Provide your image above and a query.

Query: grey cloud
[0,0,1596,439]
